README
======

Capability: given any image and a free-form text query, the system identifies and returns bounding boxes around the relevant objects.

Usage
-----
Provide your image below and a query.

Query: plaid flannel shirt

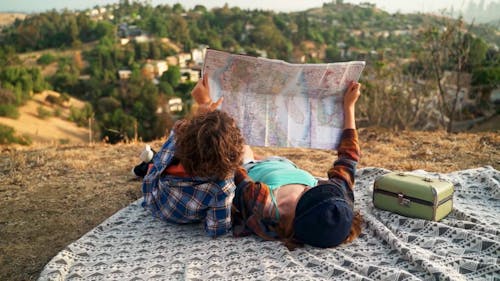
[232,129,360,240]
[142,130,236,237]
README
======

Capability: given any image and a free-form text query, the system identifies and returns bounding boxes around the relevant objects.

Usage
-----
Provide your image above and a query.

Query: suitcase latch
[398,193,411,206]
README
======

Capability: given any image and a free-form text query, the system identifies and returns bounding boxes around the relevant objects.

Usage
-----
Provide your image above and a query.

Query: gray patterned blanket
[39,167,499,281]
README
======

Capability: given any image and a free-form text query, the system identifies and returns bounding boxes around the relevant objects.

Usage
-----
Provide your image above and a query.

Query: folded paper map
[202,49,365,149]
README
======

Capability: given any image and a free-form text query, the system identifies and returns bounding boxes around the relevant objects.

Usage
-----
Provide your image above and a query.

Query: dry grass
[0,128,499,280]
[0,91,89,145]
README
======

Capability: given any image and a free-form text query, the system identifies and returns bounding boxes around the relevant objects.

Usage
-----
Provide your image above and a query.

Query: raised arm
[191,74,223,115]
[343,82,361,130]
[174,74,224,133]
[326,82,361,189]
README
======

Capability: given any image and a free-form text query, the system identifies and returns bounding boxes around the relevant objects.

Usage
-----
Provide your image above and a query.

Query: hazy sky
[0,0,494,14]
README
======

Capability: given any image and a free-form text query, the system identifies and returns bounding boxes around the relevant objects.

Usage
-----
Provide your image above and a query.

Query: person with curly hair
[142,74,245,237]
[232,81,362,249]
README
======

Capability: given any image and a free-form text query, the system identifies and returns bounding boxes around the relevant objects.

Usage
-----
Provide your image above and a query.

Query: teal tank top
[247,157,318,220]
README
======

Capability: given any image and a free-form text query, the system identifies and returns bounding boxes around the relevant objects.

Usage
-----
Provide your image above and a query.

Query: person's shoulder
[202,178,236,196]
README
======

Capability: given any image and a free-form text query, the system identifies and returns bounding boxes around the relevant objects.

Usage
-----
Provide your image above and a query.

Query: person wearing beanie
[232,81,362,249]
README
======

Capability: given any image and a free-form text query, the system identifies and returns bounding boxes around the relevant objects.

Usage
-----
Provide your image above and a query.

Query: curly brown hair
[175,110,244,180]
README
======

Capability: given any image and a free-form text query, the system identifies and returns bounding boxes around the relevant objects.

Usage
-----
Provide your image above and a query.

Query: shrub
[0,124,32,145]
[0,88,16,104]
[69,103,93,127]
[45,93,70,106]
[53,107,62,117]
[0,104,20,119]
[45,94,60,105]
[59,93,70,103]
[97,96,121,114]
[37,106,52,119]
[37,53,56,65]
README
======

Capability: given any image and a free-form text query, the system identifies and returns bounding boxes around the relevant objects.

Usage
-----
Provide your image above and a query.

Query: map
[202,49,365,149]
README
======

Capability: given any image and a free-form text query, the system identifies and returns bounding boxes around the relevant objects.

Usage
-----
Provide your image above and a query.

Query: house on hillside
[118,70,132,80]
[392,30,411,36]
[134,34,152,43]
[120,38,130,45]
[346,47,368,60]
[191,45,209,66]
[118,24,152,43]
[143,60,169,80]
[374,31,390,38]
[166,56,178,66]
[177,53,191,68]
[155,61,168,77]
[87,7,113,21]
[156,97,183,114]
[168,97,183,113]
[155,96,183,115]
[180,68,200,83]
[166,53,192,68]
[245,23,255,32]
[351,30,363,37]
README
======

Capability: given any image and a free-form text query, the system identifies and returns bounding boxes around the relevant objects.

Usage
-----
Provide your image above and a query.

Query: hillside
[0,91,89,144]
[0,128,499,280]
[1,2,498,146]
[0,12,26,27]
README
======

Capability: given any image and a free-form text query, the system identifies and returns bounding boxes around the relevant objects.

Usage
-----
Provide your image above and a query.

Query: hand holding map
[202,49,365,149]
[191,75,223,114]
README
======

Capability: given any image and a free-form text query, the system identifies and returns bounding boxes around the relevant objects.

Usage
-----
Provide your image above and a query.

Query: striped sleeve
[327,129,360,190]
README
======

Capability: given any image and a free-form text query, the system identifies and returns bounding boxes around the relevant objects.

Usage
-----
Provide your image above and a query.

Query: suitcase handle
[397,173,433,183]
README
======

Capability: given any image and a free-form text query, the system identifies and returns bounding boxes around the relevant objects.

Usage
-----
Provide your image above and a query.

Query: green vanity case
[373,172,454,221]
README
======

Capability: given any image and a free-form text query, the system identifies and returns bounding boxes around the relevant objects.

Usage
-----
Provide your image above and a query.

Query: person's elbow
[206,226,231,238]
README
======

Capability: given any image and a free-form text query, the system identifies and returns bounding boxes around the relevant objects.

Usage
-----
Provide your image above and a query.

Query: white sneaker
[140,144,154,163]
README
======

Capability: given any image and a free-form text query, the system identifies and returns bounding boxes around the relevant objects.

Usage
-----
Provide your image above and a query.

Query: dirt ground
[0,127,499,280]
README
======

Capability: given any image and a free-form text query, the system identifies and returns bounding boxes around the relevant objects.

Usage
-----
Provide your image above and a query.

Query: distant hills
[0,1,498,145]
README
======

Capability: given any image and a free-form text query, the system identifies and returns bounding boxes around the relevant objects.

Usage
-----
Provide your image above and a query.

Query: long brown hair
[175,110,244,179]
[344,211,363,243]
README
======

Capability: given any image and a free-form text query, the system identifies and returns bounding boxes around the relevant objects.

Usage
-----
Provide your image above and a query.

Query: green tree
[193,5,207,13]
[325,46,341,62]
[161,66,181,88]
[101,108,136,143]
[37,53,56,65]
[159,81,175,96]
